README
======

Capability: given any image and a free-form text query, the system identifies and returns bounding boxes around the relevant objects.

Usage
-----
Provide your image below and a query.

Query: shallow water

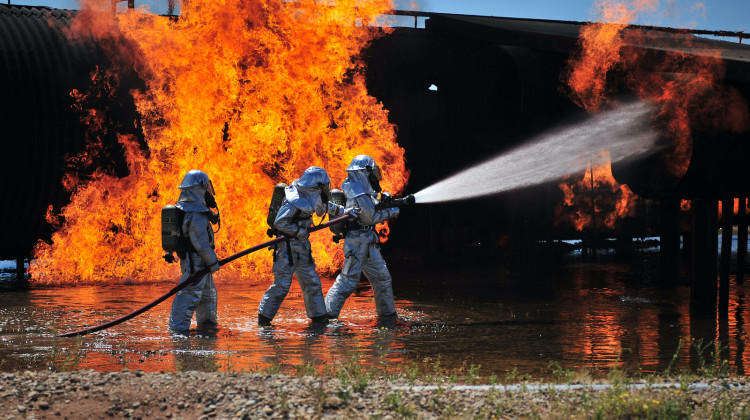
[0,249,748,379]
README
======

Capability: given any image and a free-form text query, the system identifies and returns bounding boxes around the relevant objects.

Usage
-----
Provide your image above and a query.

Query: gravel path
[2,370,750,419]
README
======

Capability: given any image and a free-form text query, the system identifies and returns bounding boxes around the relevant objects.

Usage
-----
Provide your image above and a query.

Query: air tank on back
[329,189,347,243]
[266,183,288,237]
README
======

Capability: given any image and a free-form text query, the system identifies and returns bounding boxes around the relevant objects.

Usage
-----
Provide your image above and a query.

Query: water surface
[1,250,747,379]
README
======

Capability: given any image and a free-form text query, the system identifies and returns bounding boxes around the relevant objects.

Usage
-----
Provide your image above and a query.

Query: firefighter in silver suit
[325,155,400,321]
[169,169,221,334]
[258,166,357,327]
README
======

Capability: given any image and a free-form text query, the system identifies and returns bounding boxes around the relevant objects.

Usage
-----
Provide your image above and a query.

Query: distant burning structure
[556,0,749,232]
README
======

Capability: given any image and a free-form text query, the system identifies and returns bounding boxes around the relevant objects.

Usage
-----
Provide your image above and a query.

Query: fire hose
[57,214,356,338]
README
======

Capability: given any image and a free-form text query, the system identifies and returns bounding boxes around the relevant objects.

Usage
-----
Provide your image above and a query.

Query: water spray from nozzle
[413,100,662,204]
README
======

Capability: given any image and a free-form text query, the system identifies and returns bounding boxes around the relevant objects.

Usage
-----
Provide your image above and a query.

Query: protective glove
[297,227,310,240]
[344,207,360,218]
[388,207,400,220]
[208,261,221,273]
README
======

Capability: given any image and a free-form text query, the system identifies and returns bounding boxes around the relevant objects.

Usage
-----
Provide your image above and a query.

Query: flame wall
[29,0,408,285]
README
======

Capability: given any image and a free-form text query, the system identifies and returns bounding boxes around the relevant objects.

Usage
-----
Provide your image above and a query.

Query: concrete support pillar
[720,197,734,319]
[738,197,748,281]
[690,199,718,314]
[659,198,681,286]
[16,256,28,289]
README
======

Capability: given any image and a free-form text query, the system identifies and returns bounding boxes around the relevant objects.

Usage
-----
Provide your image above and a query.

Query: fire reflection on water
[2,281,414,373]
[557,275,691,371]
[729,285,750,373]
[3,256,750,378]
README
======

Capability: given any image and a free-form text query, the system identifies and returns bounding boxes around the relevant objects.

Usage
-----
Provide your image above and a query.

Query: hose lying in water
[57,214,355,338]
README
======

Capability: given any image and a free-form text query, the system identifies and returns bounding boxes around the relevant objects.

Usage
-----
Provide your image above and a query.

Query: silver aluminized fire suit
[258,167,352,323]
[325,156,399,319]
[168,170,221,333]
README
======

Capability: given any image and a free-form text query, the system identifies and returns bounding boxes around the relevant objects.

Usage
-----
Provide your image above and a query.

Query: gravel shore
[3,370,750,419]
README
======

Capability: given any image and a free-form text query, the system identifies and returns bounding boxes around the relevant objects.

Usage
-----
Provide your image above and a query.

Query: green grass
[36,334,750,419]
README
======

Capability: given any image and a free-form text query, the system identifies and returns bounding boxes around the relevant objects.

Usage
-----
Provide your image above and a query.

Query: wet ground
[0,245,748,379]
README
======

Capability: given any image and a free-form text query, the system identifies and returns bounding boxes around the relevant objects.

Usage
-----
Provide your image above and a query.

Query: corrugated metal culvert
[0,4,125,258]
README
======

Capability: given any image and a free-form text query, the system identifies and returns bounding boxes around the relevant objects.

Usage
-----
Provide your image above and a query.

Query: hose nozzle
[375,194,415,210]
[393,194,415,207]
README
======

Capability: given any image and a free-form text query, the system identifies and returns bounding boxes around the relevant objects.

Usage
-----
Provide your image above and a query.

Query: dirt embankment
[2,370,750,419]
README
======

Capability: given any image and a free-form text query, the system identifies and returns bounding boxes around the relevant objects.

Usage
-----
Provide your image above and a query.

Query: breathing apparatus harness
[181,191,221,273]
[161,190,221,266]
[330,164,379,242]
[330,165,416,242]
[265,182,331,266]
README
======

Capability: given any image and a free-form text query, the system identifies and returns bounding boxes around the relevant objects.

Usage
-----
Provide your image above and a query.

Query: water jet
[412,101,662,205]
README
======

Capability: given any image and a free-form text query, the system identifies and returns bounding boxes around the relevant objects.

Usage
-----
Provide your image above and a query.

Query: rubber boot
[258,313,272,327]
[376,312,398,330]
[197,320,219,336]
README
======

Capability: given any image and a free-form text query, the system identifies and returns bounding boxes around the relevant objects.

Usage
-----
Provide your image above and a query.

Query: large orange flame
[29,0,408,285]
[559,0,750,231]
[555,153,638,231]
[566,0,658,112]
